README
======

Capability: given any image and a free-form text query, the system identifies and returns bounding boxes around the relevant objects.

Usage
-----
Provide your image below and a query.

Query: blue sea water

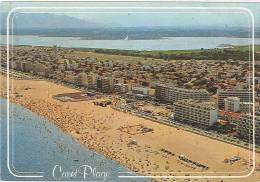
[0,98,148,181]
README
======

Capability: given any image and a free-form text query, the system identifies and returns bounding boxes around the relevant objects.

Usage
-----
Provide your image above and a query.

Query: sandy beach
[1,75,260,182]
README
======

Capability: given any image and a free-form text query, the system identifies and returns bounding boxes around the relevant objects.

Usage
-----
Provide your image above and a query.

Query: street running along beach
[1,76,260,182]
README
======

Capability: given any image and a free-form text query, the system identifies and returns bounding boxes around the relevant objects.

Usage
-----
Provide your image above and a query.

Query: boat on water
[124,35,129,40]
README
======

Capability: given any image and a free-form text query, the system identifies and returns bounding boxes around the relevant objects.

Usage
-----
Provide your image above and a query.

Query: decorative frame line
[4,5,256,180]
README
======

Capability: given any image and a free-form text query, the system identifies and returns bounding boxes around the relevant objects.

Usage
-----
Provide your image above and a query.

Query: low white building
[131,86,149,95]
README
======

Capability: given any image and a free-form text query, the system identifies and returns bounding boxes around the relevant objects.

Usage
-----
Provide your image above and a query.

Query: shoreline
[0,98,144,182]
[1,39,260,53]
[1,76,260,181]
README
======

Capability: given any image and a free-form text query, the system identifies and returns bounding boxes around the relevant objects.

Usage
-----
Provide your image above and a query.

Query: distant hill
[1,13,103,30]
[1,13,259,39]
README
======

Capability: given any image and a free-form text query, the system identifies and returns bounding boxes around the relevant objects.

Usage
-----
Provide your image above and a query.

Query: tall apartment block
[224,97,240,112]
[237,114,260,144]
[77,72,88,87]
[87,74,97,89]
[217,89,253,109]
[155,84,209,103]
[96,76,114,93]
[174,99,218,129]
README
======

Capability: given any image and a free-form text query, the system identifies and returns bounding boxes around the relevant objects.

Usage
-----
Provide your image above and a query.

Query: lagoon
[1,35,260,51]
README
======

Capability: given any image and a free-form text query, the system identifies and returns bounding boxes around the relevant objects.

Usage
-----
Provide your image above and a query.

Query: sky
[62,12,251,28]
[1,1,260,28]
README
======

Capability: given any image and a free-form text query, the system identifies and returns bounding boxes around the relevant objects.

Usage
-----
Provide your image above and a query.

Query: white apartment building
[217,89,253,108]
[15,61,26,72]
[33,63,47,75]
[114,83,128,93]
[240,102,253,114]
[96,76,114,93]
[224,97,240,112]
[77,72,88,87]
[24,61,33,72]
[174,99,218,129]
[131,86,149,95]
[155,84,209,103]
[247,76,260,85]
[65,59,78,70]
[237,114,260,144]
[87,74,97,89]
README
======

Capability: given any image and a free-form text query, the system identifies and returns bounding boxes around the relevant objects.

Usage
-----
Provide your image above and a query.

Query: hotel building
[217,89,253,109]
[155,84,209,103]
[77,72,88,87]
[114,83,128,93]
[96,76,114,93]
[224,97,240,112]
[237,114,260,144]
[174,99,218,129]
[240,102,253,114]
[132,86,149,95]
[87,74,97,89]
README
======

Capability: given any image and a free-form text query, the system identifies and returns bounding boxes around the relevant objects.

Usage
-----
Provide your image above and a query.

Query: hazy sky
[2,1,260,28]
[62,12,251,28]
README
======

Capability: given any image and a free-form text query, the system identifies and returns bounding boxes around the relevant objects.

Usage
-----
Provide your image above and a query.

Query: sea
[1,35,260,50]
[0,98,148,181]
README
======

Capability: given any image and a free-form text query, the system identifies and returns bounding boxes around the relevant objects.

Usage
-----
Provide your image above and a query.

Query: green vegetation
[72,45,260,61]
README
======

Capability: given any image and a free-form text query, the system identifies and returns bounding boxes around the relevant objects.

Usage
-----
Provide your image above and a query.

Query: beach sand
[1,75,260,182]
